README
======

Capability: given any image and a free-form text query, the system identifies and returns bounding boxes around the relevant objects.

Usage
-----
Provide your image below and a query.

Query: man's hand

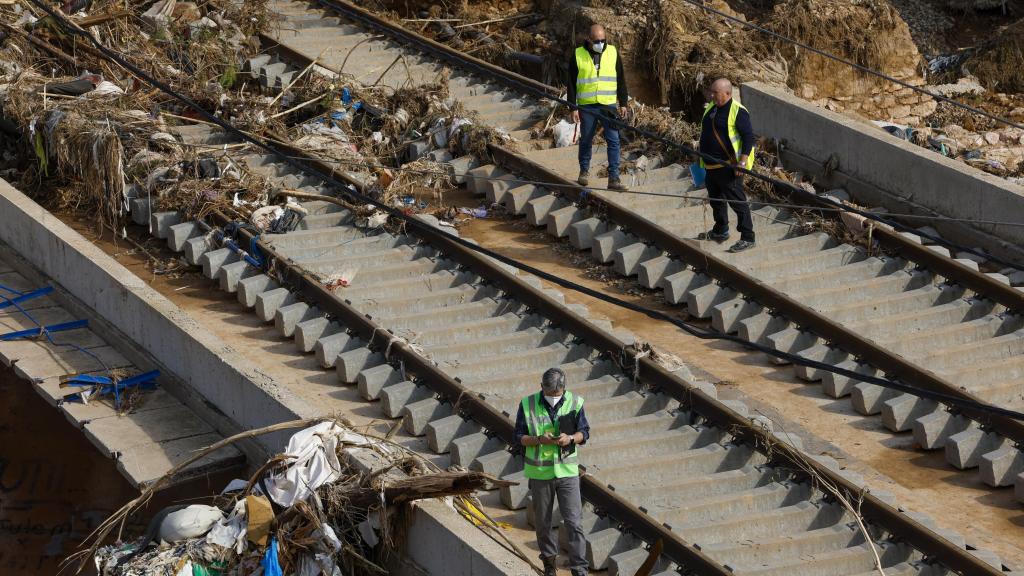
[556,433,573,447]
[735,155,749,177]
[618,106,628,119]
[572,109,580,124]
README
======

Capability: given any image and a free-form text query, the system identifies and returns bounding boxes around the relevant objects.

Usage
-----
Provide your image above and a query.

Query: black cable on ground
[319,0,1024,271]
[29,0,1024,423]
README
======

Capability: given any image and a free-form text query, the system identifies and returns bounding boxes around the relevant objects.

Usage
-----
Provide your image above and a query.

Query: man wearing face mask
[514,367,591,576]
[568,23,629,191]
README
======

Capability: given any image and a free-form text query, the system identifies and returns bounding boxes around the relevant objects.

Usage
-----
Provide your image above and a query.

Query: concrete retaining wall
[0,179,315,452]
[741,81,1024,263]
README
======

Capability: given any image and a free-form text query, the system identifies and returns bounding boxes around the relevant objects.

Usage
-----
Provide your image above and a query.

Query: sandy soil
[61,208,1024,571]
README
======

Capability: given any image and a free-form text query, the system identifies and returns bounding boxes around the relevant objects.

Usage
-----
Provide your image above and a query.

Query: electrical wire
[26,0,1024,423]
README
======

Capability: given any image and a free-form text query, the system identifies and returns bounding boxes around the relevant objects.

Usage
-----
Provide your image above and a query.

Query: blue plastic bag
[689,162,706,187]
[261,537,283,576]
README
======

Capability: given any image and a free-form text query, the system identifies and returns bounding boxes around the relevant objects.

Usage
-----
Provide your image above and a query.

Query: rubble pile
[767,0,936,126]
[955,19,1024,95]
[912,91,1024,177]
[644,0,787,111]
[83,421,510,576]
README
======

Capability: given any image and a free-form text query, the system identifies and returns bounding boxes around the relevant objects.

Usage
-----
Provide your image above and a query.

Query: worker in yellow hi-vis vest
[697,78,758,253]
[568,24,629,192]
[515,368,591,576]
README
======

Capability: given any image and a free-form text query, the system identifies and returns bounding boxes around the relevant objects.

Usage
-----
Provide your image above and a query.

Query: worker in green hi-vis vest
[514,368,591,576]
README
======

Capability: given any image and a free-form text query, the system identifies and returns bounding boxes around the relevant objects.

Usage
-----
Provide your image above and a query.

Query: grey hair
[541,367,566,393]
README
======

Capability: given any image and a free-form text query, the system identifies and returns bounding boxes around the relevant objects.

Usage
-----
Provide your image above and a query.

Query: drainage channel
[256,0,1024,499]
[120,111,1013,574]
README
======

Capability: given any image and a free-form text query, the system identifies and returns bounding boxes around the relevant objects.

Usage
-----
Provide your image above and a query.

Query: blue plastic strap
[247,236,264,268]
[61,370,160,407]
[0,318,88,340]
[0,286,53,309]
[60,373,112,386]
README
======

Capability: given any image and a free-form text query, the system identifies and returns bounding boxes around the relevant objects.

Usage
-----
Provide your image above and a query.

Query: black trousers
[706,167,754,241]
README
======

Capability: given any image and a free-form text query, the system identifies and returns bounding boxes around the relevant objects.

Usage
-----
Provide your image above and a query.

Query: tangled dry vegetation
[0,0,280,230]
[81,420,518,576]
[644,0,787,108]
[0,0,520,239]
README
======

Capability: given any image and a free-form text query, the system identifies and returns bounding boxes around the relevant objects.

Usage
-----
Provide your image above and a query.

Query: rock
[985,131,1001,145]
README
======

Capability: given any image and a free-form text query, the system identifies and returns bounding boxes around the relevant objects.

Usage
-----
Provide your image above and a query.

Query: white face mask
[543,394,562,407]
[591,40,606,53]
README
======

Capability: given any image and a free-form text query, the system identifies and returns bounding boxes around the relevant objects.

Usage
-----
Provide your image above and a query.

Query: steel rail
[274,1,1021,314]
[250,11,1013,571]
[213,136,1003,575]
[312,0,560,98]
[490,144,1024,446]
[298,0,1021,313]
[220,142,732,574]
[13,8,1009,575]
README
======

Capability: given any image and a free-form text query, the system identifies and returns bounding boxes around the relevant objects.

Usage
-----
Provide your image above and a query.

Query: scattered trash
[871,120,913,141]
[159,505,225,544]
[551,118,579,148]
[458,206,488,218]
[86,420,514,576]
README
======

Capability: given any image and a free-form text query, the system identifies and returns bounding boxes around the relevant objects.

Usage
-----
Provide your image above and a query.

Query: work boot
[577,170,589,186]
[728,239,756,253]
[697,230,730,243]
[542,556,557,576]
[607,177,627,191]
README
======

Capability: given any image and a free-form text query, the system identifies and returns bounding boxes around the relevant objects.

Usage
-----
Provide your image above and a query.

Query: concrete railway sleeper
[125,120,1015,575]
[480,146,1024,495]
[244,0,1024,498]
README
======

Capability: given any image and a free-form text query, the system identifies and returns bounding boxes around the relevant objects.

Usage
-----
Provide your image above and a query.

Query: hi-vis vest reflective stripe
[575,45,618,105]
[700,100,756,170]
[522,391,584,480]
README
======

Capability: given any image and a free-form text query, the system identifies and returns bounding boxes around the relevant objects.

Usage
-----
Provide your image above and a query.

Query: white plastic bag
[158,505,224,543]
[552,119,579,148]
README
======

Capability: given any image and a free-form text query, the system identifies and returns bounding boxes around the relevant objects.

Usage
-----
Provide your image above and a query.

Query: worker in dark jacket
[567,23,629,191]
[514,367,591,576]
[697,78,758,253]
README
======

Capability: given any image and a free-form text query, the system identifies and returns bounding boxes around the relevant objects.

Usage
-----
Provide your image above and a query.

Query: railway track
[129,119,1013,575]
[252,0,1024,498]
[64,5,1005,569]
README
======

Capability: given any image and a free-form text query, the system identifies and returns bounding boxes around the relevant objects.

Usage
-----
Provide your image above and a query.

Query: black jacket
[567,43,629,107]
[698,99,755,168]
